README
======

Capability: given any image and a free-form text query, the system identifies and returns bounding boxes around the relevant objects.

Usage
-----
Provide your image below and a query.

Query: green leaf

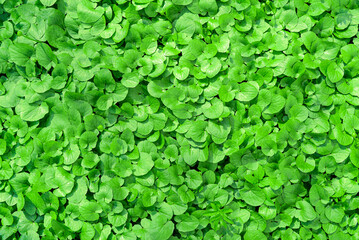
[15,101,49,122]
[9,172,29,193]
[0,139,6,155]
[51,220,72,239]
[261,138,277,157]
[94,69,116,92]
[122,72,140,88]
[206,119,231,144]
[134,152,154,176]
[201,58,221,78]
[176,215,199,232]
[79,201,102,221]
[297,200,317,222]
[82,152,100,169]
[77,0,104,23]
[220,16,236,32]
[185,120,208,142]
[199,0,218,14]
[173,0,192,5]
[309,184,330,206]
[80,222,95,240]
[335,12,351,30]
[110,137,127,156]
[0,207,14,226]
[240,186,266,206]
[325,206,345,223]
[296,155,315,173]
[64,144,80,165]
[36,43,57,69]
[236,82,259,102]
[108,210,128,227]
[40,0,57,6]
[218,85,235,102]
[289,105,309,121]
[84,115,106,131]
[185,170,203,189]
[173,66,190,80]
[350,145,359,168]
[327,62,344,83]
[203,98,224,119]
[10,42,34,66]
[45,167,75,196]
[147,215,174,240]
[96,95,113,111]
[79,131,98,150]
[177,185,194,203]
[44,140,62,157]
[175,13,199,37]
[244,230,267,240]
[263,94,286,115]
[26,190,46,213]
[140,37,158,55]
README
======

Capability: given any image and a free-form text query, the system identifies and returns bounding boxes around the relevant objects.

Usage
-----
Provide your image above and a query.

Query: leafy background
[0,0,359,239]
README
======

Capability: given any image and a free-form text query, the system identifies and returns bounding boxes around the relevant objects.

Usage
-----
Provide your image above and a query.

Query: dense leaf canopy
[1,0,359,239]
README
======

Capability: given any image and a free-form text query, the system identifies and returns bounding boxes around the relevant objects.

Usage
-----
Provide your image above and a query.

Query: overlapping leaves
[1,0,359,239]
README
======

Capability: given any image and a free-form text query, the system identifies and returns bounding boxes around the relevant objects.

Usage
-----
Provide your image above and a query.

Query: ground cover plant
[1,0,359,239]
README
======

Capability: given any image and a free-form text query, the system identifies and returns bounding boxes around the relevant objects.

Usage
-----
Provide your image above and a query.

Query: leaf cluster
[1,0,359,239]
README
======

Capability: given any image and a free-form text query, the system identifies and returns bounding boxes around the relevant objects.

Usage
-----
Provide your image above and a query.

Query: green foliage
[1,0,359,239]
